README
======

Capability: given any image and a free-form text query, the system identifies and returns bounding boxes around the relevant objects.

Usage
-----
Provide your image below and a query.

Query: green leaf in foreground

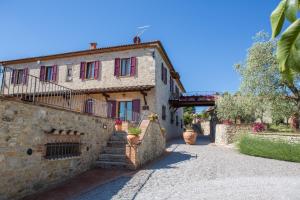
[277,19,300,80]
[271,0,288,38]
[285,0,298,22]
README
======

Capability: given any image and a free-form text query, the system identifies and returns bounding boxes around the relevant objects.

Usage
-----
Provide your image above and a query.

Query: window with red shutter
[40,66,46,81]
[52,65,58,82]
[114,58,120,77]
[94,61,100,80]
[80,62,86,80]
[130,57,136,76]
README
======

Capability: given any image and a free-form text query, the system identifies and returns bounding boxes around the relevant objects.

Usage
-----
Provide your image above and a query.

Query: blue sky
[0,0,279,94]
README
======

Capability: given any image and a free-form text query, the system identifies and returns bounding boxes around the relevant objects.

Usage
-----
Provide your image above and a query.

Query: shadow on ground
[75,137,207,200]
[167,135,212,147]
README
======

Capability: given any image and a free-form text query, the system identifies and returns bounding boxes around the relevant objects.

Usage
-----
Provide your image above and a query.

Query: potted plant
[183,113,197,145]
[115,118,122,131]
[127,127,141,145]
[148,114,158,121]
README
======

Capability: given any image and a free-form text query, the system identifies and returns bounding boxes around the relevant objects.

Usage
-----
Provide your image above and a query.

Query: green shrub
[268,123,294,133]
[237,134,300,163]
[128,127,141,136]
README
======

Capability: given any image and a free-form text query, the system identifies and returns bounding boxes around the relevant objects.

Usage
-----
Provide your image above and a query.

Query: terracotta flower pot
[183,129,197,145]
[127,134,140,145]
[115,124,122,131]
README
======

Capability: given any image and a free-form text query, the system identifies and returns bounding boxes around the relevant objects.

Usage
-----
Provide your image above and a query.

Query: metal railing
[0,66,145,123]
[169,91,220,101]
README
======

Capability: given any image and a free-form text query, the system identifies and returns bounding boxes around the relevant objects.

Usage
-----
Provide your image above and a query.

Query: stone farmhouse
[1,37,185,140]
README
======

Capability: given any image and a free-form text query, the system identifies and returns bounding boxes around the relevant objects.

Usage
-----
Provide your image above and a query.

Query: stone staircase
[96,131,128,169]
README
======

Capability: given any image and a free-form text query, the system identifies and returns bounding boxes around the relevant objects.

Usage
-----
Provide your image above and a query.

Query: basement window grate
[45,142,80,159]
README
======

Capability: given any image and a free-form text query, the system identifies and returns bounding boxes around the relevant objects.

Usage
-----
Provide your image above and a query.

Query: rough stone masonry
[0,97,114,200]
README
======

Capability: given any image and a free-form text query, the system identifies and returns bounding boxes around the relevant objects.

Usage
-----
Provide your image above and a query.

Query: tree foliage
[217,31,298,124]
[216,93,255,123]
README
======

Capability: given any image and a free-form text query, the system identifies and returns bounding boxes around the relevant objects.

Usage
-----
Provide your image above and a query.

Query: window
[45,142,80,159]
[80,61,100,80]
[66,65,73,81]
[45,66,54,81]
[170,76,174,93]
[170,111,174,124]
[175,86,180,98]
[118,101,133,121]
[84,99,94,114]
[176,115,179,126]
[40,65,57,82]
[161,63,167,84]
[120,58,131,76]
[12,68,28,85]
[16,69,24,84]
[86,62,95,79]
[162,105,166,120]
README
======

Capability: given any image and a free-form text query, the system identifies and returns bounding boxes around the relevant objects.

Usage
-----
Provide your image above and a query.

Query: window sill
[82,78,98,81]
[44,156,81,161]
[116,75,135,78]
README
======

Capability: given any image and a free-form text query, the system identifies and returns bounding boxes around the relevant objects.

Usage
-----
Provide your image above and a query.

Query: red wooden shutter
[130,57,136,76]
[11,69,16,84]
[40,66,46,81]
[80,62,86,80]
[107,100,117,118]
[23,68,29,85]
[94,61,100,80]
[132,99,140,122]
[52,65,58,82]
[114,58,120,77]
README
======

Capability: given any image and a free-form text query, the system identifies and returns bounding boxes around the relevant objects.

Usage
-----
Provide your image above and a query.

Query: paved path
[74,136,300,200]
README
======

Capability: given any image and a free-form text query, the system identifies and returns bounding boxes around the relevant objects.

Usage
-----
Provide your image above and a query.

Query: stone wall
[154,49,184,140]
[215,124,251,145]
[126,119,166,169]
[255,133,300,144]
[200,121,210,135]
[0,98,114,200]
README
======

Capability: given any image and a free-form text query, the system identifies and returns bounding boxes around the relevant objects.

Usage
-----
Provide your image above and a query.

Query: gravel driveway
[74,136,300,200]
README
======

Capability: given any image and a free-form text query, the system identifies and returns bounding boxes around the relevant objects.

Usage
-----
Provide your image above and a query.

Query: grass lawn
[237,134,300,163]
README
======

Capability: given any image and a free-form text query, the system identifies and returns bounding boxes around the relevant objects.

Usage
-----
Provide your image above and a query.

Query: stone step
[113,131,127,135]
[107,140,127,148]
[99,154,126,162]
[103,147,125,154]
[110,134,127,141]
[96,161,127,169]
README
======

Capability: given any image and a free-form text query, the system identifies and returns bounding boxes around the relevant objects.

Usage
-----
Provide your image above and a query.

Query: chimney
[89,42,97,50]
[133,36,141,44]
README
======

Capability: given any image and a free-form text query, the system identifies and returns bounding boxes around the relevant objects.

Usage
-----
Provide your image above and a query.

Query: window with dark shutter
[170,76,174,92]
[170,111,174,124]
[161,63,164,82]
[164,67,168,84]
[162,105,166,120]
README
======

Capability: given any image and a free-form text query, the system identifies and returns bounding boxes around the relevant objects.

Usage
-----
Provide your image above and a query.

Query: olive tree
[216,93,255,123]
[236,31,298,121]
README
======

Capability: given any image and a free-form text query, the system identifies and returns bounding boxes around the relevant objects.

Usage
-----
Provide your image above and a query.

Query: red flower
[222,120,233,125]
[115,118,122,125]
[252,122,265,133]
